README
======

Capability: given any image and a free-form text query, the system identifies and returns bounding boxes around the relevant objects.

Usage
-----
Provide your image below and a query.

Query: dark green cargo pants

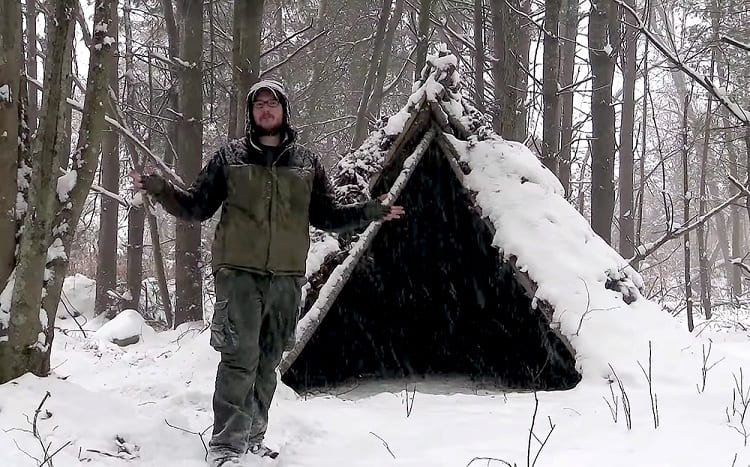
[208,268,302,454]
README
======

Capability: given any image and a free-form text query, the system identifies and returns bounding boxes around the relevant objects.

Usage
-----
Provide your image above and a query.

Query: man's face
[252,89,283,135]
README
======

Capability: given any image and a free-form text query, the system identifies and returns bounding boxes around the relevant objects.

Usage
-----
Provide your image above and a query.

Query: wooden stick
[279,128,437,374]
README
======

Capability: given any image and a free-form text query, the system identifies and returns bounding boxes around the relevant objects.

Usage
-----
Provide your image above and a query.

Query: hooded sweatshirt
[149,80,387,275]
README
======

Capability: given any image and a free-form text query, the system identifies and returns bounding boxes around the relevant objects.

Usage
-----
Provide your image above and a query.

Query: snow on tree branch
[721,35,750,53]
[629,177,750,265]
[614,0,749,126]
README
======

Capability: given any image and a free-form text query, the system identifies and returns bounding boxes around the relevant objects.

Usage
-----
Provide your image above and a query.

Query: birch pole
[279,128,437,374]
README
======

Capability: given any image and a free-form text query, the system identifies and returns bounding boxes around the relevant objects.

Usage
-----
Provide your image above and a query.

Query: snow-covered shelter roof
[285,49,694,391]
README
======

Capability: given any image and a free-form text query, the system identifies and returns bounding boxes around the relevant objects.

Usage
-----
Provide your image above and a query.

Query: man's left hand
[379,194,405,221]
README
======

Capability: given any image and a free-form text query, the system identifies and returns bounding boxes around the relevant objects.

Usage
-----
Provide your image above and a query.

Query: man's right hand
[128,169,166,195]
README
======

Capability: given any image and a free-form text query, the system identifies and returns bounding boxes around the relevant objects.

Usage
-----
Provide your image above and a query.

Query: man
[130,79,404,466]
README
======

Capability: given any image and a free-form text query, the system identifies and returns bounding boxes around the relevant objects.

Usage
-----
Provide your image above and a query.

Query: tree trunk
[0,0,21,291]
[618,0,637,260]
[232,0,264,138]
[473,0,486,112]
[26,0,38,137]
[414,0,432,80]
[45,1,75,172]
[542,0,561,175]
[174,0,204,326]
[635,13,649,258]
[41,0,116,375]
[681,93,694,332]
[352,0,394,148]
[95,0,120,316]
[301,0,330,142]
[161,0,179,166]
[489,0,522,140]
[4,0,75,383]
[514,0,531,142]
[366,0,404,123]
[558,0,577,197]
[123,0,146,313]
[697,4,718,319]
[588,0,616,244]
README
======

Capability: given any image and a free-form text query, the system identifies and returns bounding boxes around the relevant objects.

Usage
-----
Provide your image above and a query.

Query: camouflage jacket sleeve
[150,149,228,221]
[308,154,388,232]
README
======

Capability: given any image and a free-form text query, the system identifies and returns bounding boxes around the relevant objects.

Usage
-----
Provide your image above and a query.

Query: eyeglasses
[253,99,280,109]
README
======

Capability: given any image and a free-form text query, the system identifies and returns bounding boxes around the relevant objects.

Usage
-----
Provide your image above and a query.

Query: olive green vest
[211,162,314,275]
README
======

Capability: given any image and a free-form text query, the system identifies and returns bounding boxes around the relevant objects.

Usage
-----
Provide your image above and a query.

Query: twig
[369,432,396,459]
[526,393,539,467]
[697,341,725,393]
[164,419,211,458]
[608,364,632,429]
[404,383,416,418]
[603,383,619,423]
[637,341,659,428]
[466,457,515,467]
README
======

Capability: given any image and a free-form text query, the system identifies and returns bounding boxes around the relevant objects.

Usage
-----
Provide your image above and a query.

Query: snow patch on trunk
[57,170,77,203]
[0,84,11,103]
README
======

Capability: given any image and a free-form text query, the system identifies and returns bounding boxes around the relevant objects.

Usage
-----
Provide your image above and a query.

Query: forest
[0,0,748,387]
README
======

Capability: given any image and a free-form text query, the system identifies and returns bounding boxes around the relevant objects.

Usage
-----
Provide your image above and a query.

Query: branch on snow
[614,0,749,126]
[629,177,750,266]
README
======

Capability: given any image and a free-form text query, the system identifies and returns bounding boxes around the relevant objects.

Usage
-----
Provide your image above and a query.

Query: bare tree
[4,0,76,382]
[588,0,617,244]
[542,0,561,175]
[489,0,526,140]
[414,0,433,79]
[558,0,578,197]
[230,0,264,139]
[26,0,38,136]
[618,0,638,259]
[174,0,204,325]
[123,0,147,313]
[366,0,405,125]
[40,0,118,372]
[473,0,486,112]
[352,0,394,148]
[681,92,695,331]
[95,0,120,316]
[0,0,22,291]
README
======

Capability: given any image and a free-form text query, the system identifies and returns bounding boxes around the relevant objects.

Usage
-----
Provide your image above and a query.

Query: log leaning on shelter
[278,128,438,375]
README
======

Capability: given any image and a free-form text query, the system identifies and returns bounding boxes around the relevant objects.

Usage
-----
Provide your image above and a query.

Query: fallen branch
[369,432,396,459]
[466,457,515,467]
[164,419,211,458]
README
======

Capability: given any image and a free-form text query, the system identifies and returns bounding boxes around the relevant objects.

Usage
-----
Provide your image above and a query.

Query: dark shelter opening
[283,143,582,392]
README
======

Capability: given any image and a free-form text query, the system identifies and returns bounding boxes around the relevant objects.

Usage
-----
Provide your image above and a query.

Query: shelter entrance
[283,142,581,392]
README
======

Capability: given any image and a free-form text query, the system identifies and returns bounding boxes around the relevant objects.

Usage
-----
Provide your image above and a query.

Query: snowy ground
[2,276,750,467]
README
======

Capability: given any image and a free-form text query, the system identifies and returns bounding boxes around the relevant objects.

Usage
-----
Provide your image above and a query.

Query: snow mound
[92,309,155,347]
[57,273,96,320]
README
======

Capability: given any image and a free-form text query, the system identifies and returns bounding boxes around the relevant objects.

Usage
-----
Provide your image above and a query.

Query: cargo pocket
[210,300,239,353]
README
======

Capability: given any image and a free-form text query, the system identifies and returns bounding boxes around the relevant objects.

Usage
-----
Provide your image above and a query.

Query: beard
[253,118,283,136]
